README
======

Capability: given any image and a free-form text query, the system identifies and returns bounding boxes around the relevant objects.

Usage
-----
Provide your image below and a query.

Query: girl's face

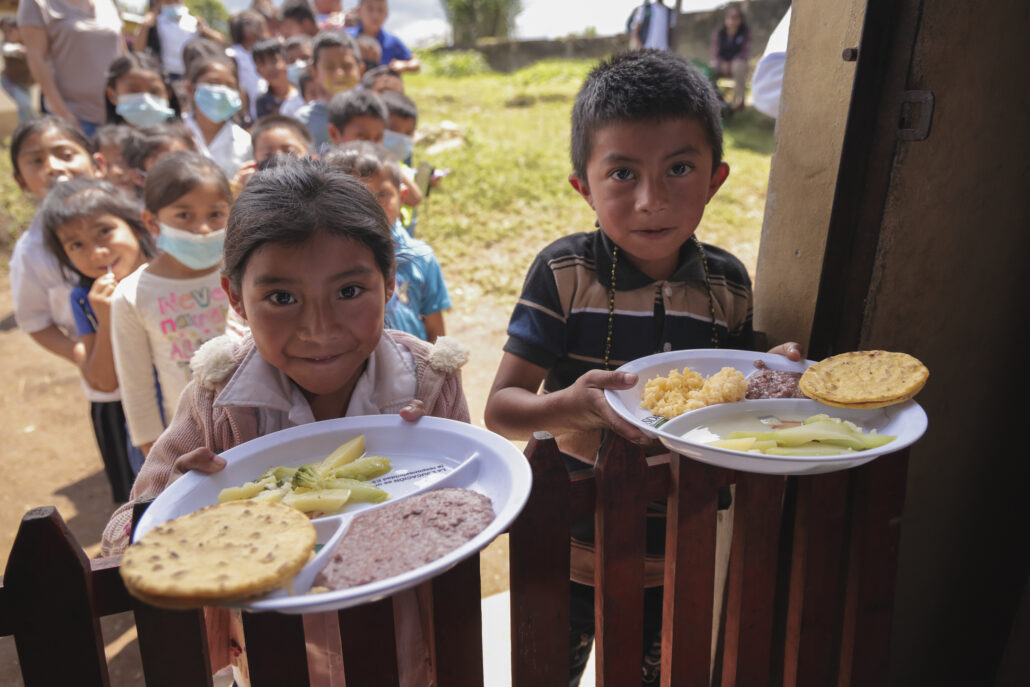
[150,180,230,235]
[14,126,102,198]
[98,143,136,196]
[227,232,392,413]
[106,68,169,108]
[56,214,146,281]
[190,62,239,93]
[361,170,401,227]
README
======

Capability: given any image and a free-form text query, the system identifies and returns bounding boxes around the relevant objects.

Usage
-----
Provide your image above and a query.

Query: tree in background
[187,0,230,34]
[440,0,523,47]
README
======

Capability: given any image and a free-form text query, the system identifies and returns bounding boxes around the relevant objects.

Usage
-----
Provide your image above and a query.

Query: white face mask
[156,223,225,270]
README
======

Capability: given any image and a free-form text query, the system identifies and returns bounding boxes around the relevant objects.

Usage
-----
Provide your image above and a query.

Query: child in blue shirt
[323,141,450,342]
[345,0,420,73]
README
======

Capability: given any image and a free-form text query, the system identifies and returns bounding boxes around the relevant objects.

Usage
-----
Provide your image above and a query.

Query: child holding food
[102,157,469,686]
[40,178,156,502]
[483,50,801,684]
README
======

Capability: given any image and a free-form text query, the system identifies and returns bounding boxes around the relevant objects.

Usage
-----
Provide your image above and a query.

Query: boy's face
[358,0,388,33]
[285,44,313,64]
[254,126,309,164]
[329,115,385,145]
[360,169,401,226]
[313,45,362,97]
[255,52,287,85]
[387,113,415,137]
[98,143,136,196]
[569,118,729,281]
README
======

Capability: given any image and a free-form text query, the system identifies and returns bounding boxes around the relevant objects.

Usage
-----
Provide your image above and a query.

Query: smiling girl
[101,157,469,686]
[110,150,235,456]
[40,178,155,501]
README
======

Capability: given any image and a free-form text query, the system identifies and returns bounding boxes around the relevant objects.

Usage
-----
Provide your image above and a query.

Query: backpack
[626,1,652,42]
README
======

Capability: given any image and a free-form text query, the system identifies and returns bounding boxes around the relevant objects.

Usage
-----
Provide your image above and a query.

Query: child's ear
[383,270,395,304]
[13,171,29,194]
[706,162,730,203]
[327,124,342,145]
[92,153,107,179]
[141,209,161,237]
[568,173,594,210]
[222,275,247,320]
[105,85,119,108]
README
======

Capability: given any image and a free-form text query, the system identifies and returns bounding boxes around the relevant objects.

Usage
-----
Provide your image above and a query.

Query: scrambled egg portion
[641,366,747,418]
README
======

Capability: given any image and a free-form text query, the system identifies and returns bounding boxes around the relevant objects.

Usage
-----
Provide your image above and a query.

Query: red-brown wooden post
[594,433,648,686]
[4,507,109,687]
[430,555,485,686]
[661,455,728,687]
[720,472,787,687]
[338,597,401,686]
[509,431,570,687]
[242,611,310,686]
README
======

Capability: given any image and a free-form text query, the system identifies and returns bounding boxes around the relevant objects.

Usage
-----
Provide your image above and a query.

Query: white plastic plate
[653,398,928,475]
[132,415,532,613]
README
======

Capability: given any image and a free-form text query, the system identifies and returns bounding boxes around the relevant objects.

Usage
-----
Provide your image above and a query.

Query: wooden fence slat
[430,556,484,687]
[510,432,571,687]
[338,596,400,686]
[784,471,851,687]
[243,611,310,686]
[4,506,109,687]
[594,433,648,686]
[838,451,908,687]
[133,604,214,687]
[661,456,725,687]
[720,473,786,687]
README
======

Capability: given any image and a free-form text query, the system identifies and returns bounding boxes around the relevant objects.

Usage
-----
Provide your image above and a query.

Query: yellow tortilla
[800,350,928,408]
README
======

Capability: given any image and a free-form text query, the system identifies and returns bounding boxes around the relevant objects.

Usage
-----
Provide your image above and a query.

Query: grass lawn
[0,52,777,309]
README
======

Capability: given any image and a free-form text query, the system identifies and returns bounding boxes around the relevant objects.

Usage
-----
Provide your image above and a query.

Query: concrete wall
[753,0,866,347]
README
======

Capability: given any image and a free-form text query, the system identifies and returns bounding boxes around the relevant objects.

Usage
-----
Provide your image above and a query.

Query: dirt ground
[0,274,514,686]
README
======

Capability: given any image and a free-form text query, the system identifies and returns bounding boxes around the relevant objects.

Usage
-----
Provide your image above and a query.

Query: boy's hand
[767,341,804,361]
[399,399,426,422]
[566,370,649,442]
[174,447,226,474]
[87,271,118,321]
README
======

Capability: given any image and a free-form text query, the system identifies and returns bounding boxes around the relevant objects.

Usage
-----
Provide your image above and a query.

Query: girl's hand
[231,160,258,195]
[565,369,649,443]
[767,341,804,361]
[399,399,426,422]
[87,272,118,321]
[174,447,226,474]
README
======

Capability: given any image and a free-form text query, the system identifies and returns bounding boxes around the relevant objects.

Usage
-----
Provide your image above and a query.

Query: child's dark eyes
[669,162,692,177]
[611,167,634,181]
[339,285,364,299]
[266,291,297,306]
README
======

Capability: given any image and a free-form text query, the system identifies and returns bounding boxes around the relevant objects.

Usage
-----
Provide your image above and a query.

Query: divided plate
[604,349,928,475]
[132,415,532,613]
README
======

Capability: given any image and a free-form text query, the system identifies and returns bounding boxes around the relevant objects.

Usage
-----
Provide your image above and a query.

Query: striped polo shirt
[505,229,754,393]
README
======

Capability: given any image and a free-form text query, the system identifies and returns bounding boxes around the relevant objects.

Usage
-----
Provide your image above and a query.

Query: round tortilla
[120,500,316,608]
[799,350,928,408]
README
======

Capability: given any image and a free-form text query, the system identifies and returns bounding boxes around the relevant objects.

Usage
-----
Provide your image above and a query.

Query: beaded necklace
[602,234,720,370]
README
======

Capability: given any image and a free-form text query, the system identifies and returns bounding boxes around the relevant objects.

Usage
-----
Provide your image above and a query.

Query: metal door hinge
[898,90,934,141]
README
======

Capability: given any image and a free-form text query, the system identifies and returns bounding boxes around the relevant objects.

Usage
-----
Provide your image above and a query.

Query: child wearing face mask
[182,54,253,178]
[110,151,236,456]
[134,0,223,81]
[104,53,182,128]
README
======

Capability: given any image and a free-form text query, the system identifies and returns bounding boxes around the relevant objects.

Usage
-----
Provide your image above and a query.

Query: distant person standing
[630,0,676,52]
[345,0,419,73]
[710,4,751,111]
[17,0,124,136]
[1,15,36,124]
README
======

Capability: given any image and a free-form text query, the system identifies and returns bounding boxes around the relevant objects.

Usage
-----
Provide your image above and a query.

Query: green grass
[0,54,777,310]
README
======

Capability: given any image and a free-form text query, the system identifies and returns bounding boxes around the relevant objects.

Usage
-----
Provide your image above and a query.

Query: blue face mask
[161,3,187,19]
[193,83,242,123]
[382,129,414,165]
[116,92,174,127]
[286,60,308,88]
[156,223,225,270]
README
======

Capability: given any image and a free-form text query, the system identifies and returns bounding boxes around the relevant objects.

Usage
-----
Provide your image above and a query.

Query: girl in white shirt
[110,150,234,455]
[182,54,252,178]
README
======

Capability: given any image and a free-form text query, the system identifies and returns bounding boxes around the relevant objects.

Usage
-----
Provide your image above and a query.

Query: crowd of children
[7,1,803,683]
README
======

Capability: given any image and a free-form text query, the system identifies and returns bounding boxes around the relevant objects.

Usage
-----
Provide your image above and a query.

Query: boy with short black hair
[484,50,800,685]
[279,0,318,38]
[121,121,198,195]
[295,30,363,147]
[327,88,387,145]
[227,9,270,121]
[250,114,313,164]
[345,0,419,73]
[362,64,403,93]
[252,38,299,118]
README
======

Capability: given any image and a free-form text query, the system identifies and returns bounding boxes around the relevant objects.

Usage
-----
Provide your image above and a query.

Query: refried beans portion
[314,488,495,590]
[745,360,807,399]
